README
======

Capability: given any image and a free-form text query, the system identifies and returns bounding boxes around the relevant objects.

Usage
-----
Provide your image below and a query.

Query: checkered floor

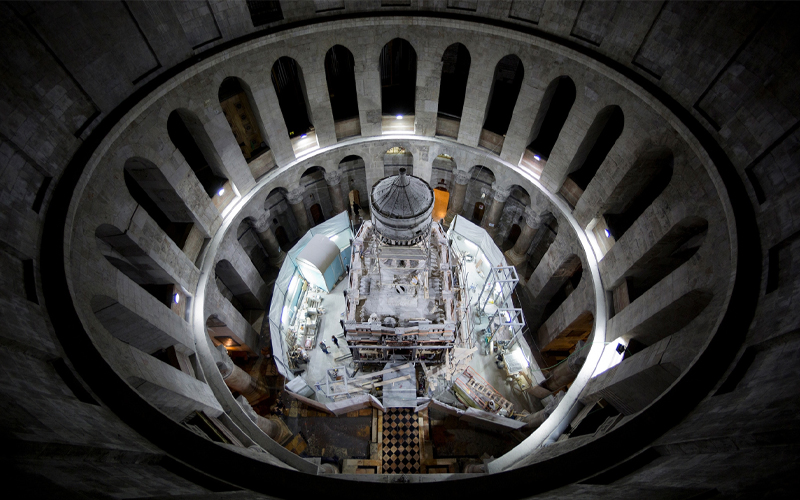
[382,408,420,474]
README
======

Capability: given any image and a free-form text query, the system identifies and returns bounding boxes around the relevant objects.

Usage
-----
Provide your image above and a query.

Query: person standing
[319,341,330,354]
[331,336,340,348]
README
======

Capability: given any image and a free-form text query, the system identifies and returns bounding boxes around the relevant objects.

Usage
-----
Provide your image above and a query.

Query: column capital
[286,186,306,205]
[324,170,342,186]
[250,211,272,232]
[524,209,542,229]
[454,169,471,185]
[491,184,512,202]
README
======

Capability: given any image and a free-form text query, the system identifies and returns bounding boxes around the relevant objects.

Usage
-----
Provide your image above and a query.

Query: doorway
[507,224,521,245]
[310,203,325,224]
[472,202,485,224]
[275,226,289,248]
[433,187,449,222]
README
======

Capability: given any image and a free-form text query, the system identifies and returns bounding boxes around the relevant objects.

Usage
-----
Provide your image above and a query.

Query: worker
[319,341,330,354]
[352,203,361,218]
[331,336,340,348]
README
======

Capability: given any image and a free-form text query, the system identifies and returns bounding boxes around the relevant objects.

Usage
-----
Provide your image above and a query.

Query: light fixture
[217,187,225,196]
[604,228,611,237]
[533,154,541,161]
[173,293,180,304]
[616,343,626,355]
[301,133,307,138]
[396,114,403,120]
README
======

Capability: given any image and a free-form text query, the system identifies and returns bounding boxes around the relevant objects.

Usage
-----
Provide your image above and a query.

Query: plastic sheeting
[448,215,507,267]
[296,234,342,292]
[268,211,353,379]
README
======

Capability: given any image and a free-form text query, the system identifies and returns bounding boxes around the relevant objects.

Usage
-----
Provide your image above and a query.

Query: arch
[206,314,242,350]
[437,43,471,120]
[214,259,263,318]
[461,165,496,219]
[527,76,576,160]
[123,157,195,250]
[218,77,269,163]
[167,109,229,198]
[561,105,624,204]
[617,216,709,304]
[431,154,456,191]
[264,187,301,244]
[483,54,524,136]
[339,155,368,212]
[95,224,182,314]
[300,166,329,223]
[383,146,414,177]
[271,56,313,137]
[324,45,359,123]
[380,38,417,116]
[603,148,674,240]
[236,218,271,277]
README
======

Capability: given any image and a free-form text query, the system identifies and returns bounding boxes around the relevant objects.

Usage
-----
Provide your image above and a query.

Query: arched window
[218,77,269,162]
[167,109,229,199]
[483,55,524,137]
[604,148,674,240]
[437,43,471,120]
[325,45,359,123]
[526,215,558,280]
[380,38,417,116]
[527,76,576,160]
[123,158,194,250]
[561,105,624,206]
[95,224,183,315]
[271,56,313,137]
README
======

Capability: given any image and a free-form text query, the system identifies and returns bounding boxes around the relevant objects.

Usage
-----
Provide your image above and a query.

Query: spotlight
[217,187,225,196]
[616,343,626,355]
[301,133,307,138]
[533,154,541,161]
[604,228,611,237]
[173,293,180,304]
[396,115,403,120]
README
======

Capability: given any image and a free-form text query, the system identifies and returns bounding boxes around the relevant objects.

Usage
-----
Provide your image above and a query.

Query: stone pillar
[286,186,311,234]
[443,169,471,228]
[482,184,511,240]
[236,395,292,444]
[324,170,346,215]
[250,211,285,268]
[216,346,267,404]
[528,341,589,399]
[504,211,541,268]
[521,392,561,430]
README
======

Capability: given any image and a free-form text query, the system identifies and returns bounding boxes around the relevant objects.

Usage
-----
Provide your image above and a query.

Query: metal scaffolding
[486,307,526,346]
[473,265,519,316]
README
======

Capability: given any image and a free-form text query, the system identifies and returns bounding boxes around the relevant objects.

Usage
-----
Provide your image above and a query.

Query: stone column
[236,395,292,444]
[482,184,511,240]
[216,346,267,404]
[504,210,541,268]
[286,186,311,234]
[527,341,589,399]
[443,169,471,228]
[250,211,285,268]
[324,170,347,215]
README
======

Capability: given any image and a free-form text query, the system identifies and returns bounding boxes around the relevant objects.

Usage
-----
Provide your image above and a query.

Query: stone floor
[381,408,421,474]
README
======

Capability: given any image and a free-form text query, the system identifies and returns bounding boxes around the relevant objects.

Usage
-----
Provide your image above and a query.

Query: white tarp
[296,234,341,291]
[448,215,507,267]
